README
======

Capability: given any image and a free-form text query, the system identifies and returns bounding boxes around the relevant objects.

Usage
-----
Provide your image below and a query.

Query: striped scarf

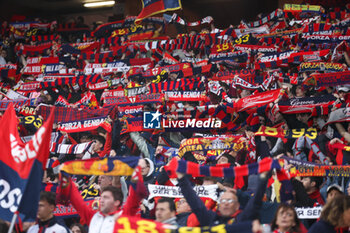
[164,157,281,178]
[49,141,93,155]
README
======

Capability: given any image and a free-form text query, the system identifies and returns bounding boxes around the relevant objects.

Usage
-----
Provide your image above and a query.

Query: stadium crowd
[0,1,350,233]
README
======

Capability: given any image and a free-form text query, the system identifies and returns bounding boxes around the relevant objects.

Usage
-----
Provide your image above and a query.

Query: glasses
[219,199,236,204]
[178,199,187,205]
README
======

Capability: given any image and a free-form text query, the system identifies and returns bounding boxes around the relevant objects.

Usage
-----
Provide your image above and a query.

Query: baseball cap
[338,86,350,93]
[327,184,344,194]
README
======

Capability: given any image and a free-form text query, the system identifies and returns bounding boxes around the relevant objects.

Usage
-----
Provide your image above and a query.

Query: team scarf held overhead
[23,63,67,75]
[280,156,350,177]
[177,135,246,158]
[255,125,318,140]
[164,157,282,178]
[16,74,102,92]
[277,94,337,115]
[0,98,39,111]
[212,69,256,82]
[298,62,344,72]
[57,116,110,133]
[89,78,126,91]
[148,78,205,94]
[234,44,279,53]
[60,156,139,176]
[125,86,149,97]
[147,184,219,201]
[118,105,143,117]
[164,91,207,102]
[208,51,248,63]
[101,89,126,101]
[127,62,194,80]
[36,104,116,123]
[49,141,93,155]
[303,71,350,87]
[16,42,54,56]
[244,9,284,28]
[283,4,324,18]
[224,88,284,113]
[164,13,214,26]
[103,93,164,107]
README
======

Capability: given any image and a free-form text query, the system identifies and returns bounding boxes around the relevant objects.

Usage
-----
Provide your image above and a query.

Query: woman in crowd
[270,203,307,233]
[308,195,350,233]
[70,223,87,233]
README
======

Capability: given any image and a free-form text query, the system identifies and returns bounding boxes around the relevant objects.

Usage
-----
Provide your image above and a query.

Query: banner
[147,184,219,201]
[0,104,54,221]
[61,156,139,176]
[295,207,322,219]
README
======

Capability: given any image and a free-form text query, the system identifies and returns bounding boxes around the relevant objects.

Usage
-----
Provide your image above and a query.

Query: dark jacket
[176,212,191,226]
[308,219,336,233]
[177,174,268,226]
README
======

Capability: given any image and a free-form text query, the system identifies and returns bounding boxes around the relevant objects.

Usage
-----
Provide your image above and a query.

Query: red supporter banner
[233,88,284,112]
[234,44,279,53]
[103,93,164,107]
[26,56,59,65]
[212,70,256,81]
[164,91,207,101]
[0,98,39,110]
[101,89,126,99]
[71,41,100,52]
[16,82,41,92]
[304,71,350,87]
[127,63,193,79]
[58,117,109,133]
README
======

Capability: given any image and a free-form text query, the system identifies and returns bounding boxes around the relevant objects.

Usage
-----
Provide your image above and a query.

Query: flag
[0,103,54,221]
[135,0,182,24]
